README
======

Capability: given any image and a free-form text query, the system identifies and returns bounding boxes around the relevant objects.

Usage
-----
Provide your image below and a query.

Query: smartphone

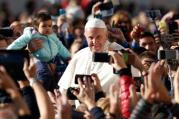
[75,74,92,84]
[158,49,179,60]
[66,87,79,100]
[99,1,114,18]
[98,0,104,2]
[92,52,111,63]
[168,21,178,34]
[133,77,144,92]
[0,50,29,81]
[0,28,13,37]
[99,2,113,11]
[93,51,134,64]
[146,10,161,19]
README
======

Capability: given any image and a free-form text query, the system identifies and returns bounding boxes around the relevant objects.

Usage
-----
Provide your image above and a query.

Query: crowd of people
[0,0,179,119]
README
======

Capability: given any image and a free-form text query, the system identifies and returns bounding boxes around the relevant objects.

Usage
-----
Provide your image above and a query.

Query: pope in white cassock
[58,18,124,93]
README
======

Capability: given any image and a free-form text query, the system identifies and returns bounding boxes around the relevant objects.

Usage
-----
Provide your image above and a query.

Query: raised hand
[0,66,18,91]
[55,89,71,119]
[130,24,144,41]
[23,58,36,79]
[108,51,127,71]
[174,67,179,103]
[91,73,103,93]
[124,48,146,72]
[143,61,171,104]
[72,76,96,110]
[109,84,119,115]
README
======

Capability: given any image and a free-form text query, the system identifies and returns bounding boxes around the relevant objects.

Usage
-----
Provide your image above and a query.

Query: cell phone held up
[92,50,135,64]
[99,2,113,11]
[146,10,161,20]
[0,50,29,81]
[92,52,111,63]
[133,77,144,92]
[66,87,79,100]
[74,74,93,84]
[158,49,179,60]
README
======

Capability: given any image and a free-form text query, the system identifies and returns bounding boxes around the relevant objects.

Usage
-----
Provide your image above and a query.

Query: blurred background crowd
[0,0,178,119]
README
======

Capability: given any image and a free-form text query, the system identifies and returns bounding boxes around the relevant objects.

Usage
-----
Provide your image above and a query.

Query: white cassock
[58,41,124,93]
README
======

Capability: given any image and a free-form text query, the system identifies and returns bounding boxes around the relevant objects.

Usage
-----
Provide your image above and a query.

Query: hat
[85,18,107,29]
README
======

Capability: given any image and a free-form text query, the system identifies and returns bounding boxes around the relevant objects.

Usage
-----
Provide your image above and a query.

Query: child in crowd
[7,12,70,91]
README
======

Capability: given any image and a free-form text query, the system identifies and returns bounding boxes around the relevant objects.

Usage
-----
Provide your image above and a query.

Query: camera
[0,50,29,81]
[75,74,93,84]
[158,49,179,60]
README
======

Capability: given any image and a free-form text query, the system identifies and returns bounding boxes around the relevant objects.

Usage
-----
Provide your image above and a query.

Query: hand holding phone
[75,74,93,84]
[133,77,144,92]
[66,87,79,100]
[108,51,127,71]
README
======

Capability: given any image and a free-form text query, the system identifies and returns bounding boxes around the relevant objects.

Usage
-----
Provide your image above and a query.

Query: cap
[85,18,107,29]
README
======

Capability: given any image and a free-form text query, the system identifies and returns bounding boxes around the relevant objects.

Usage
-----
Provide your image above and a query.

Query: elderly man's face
[85,28,108,52]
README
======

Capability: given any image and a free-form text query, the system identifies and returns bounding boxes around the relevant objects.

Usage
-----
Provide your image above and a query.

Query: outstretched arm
[7,27,32,49]
[23,58,55,119]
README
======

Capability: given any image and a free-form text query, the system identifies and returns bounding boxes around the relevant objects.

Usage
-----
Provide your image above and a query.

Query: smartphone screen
[158,50,178,60]
[99,2,113,10]
[75,74,92,84]
[66,87,79,100]
[146,10,161,19]
[0,28,13,37]
[0,50,29,81]
[92,52,111,63]
[133,77,144,92]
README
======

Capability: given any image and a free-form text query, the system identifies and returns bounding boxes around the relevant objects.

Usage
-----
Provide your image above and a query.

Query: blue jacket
[7,27,70,62]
